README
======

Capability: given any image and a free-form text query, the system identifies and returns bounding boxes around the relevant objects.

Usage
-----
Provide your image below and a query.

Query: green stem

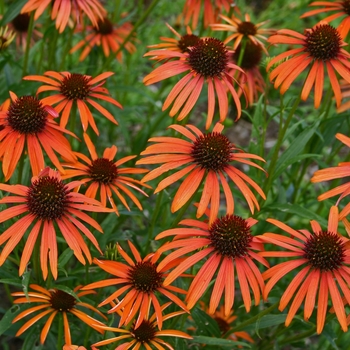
[22,12,34,77]
[263,94,301,197]
[230,301,279,333]
[57,312,63,350]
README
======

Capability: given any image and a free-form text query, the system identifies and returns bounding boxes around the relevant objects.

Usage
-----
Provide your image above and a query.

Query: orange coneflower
[82,241,189,330]
[311,133,350,203]
[155,213,268,314]
[143,37,246,129]
[267,23,350,108]
[211,12,275,55]
[232,41,265,106]
[301,1,350,39]
[21,0,106,33]
[182,0,233,29]
[7,13,42,50]
[258,206,350,334]
[136,123,266,223]
[92,302,192,349]
[12,284,107,345]
[198,303,254,344]
[145,22,200,61]
[24,71,122,135]
[0,92,77,181]
[70,16,136,62]
[61,133,150,215]
[0,167,113,280]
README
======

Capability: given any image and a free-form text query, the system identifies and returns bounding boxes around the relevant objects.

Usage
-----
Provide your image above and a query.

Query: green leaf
[21,270,31,299]
[58,248,74,268]
[190,335,251,348]
[0,0,28,25]
[256,314,287,329]
[0,279,22,287]
[273,121,319,181]
[0,305,21,336]
[191,307,221,338]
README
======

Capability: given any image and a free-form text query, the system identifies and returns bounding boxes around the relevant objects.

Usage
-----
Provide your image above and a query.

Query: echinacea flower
[211,12,275,55]
[0,167,113,280]
[137,123,266,223]
[143,37,246,129]
[146,22,200,61]
[155,213,268,314]
[61,133,150,215]
[301,1,350,39]
[267,23,350,108]
[311,133,350,202]
[182,0,233,29]
[198,303,254,344]
[92,302,192,349]
[82,241,189,330]
[232,41,265,106]
[12,284,107,345]
[24,71,122,135]
[0,26,16,50]
[7,13,42,50]
[21,0,107,33]
[0,92,77,180]
[70,16,136,62]
[258,206,350,334]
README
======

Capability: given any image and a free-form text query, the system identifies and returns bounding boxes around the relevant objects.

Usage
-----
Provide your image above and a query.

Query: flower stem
[57,312,63,350]
[22,12,34,77]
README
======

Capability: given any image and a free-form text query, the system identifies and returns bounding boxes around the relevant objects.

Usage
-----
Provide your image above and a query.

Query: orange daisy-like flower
[233,41,265,106]
[82,241,189,330]
[137,123,266,223]
[24,71,122,135]
[12,284,107,345]
[143,37,246,129]
[182,0,232,29]
[0,167,113,280]
[211,13,275,55]
[61,133,150,215]
[156,214,268,314]
[21,0,106,33]
[7,13,42,50]
[258,206,350,334]
[0,92,77,181]
[93,302,192,349]
[301,1,350,39]
[146,22,200,59]
[267,23,350,108]
[70,16,136,62]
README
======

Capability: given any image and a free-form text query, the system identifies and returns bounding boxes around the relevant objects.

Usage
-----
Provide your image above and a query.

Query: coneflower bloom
[0,167,113,280]
[199,303,254,344]
[211,13,275,55]
[232,41,265,106]
[146,22,200,61]
[93,302,192,349]
[82,241,189,330]
[12,284,107,345]
[267,23,350,108]
[70,17,136,62]
[24,71,122,135]
[8,13,42,50]
[143,37,246,129]
[301,1,350,39]
[21,0,106,33]
[258,206,350,334]
[0,92,77,180]
[155,214,268,314]
[182,0,233,29]
[311,133,350,203]
[137,123,266,223]
[61,133,150,215]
